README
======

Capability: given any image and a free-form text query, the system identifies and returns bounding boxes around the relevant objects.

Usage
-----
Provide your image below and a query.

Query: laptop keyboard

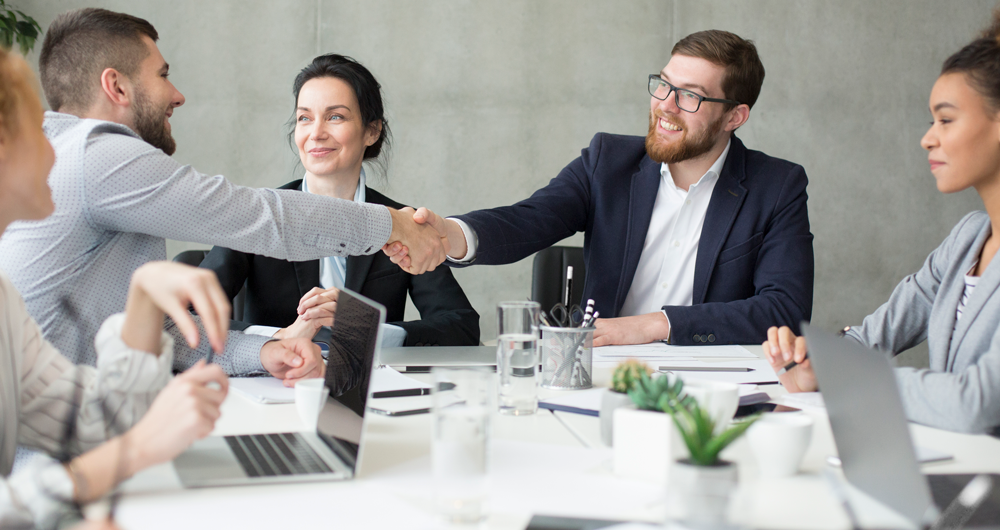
[224,433,333,477]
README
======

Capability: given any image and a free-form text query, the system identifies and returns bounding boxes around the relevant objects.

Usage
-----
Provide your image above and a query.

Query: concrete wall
[22,1,997,362]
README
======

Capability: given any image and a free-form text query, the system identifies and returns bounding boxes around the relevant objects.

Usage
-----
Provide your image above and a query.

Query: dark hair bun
[942,8,1000,111]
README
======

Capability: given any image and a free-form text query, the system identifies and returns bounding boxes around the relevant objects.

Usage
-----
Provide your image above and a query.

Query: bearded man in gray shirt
[0,8,446,382]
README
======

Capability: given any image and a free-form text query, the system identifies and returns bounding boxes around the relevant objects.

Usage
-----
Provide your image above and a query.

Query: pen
[564,266,573,308]
[777,353,809,375]
[658,366,754,373]
[373,388,431,398]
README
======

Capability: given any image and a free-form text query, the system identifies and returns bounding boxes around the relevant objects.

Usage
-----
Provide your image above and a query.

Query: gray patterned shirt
[0,112,393,375]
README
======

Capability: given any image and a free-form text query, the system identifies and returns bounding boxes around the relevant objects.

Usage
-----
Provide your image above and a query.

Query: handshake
[383,207,466,274]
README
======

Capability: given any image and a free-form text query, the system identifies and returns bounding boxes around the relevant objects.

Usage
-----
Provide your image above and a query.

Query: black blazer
[454,133,814,346]
[201,180,480,346]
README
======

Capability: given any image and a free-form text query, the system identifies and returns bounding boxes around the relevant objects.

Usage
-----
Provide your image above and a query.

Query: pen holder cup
[540,326,594,390]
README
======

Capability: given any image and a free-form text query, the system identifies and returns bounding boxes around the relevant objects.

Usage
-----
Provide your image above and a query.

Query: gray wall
[23,1,996,360]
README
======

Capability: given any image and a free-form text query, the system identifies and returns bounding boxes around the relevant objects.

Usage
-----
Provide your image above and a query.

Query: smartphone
[734,402,801,418]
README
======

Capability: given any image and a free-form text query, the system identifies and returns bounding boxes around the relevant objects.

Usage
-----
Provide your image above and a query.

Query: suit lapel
[293,260,321,298]
[345,255,375,292]
[614,158,662,316]
[946,225,994,369]
[692,138,748,304]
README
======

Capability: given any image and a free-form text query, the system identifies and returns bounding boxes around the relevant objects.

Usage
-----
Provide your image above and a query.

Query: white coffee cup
[681,379,740,433]
[747,412,814,478]
[295,378,328,430]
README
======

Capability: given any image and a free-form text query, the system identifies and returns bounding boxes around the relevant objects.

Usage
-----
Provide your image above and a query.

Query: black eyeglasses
[647,74,740,113]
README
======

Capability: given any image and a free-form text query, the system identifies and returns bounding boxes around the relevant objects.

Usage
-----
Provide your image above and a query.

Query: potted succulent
[612,370,689,481]
[658,378,759,527]
[599,359,651,446]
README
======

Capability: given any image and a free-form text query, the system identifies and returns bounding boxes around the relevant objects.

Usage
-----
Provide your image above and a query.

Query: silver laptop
[802,323,940,526]
[173,289,385,487]
[381,345,496,372]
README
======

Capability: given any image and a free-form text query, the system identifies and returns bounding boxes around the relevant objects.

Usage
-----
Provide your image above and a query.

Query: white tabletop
[109,346,1000,530]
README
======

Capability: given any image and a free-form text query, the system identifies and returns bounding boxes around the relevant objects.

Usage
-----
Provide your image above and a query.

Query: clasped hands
[383,207,465,273]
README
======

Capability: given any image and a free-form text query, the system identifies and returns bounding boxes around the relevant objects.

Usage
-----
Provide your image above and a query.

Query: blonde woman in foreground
[0,48,232,529]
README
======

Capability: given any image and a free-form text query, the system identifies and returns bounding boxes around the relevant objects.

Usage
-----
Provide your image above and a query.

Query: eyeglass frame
[647,74,741,113]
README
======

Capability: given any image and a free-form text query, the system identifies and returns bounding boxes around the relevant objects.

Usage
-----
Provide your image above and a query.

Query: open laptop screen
[314,289,385,471]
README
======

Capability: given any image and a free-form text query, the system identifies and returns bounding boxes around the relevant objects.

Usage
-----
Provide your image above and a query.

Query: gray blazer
[846,211,1000,433]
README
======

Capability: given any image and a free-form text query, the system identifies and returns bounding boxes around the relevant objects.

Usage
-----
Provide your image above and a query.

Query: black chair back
[171,250,245,321]
[531,246,586,314]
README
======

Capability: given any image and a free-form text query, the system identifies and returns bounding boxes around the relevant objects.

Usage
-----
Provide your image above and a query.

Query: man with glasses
[393,29,813,347]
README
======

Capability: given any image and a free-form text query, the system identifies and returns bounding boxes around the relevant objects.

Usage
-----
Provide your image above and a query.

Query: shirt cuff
[244,325,281,338]
[660,310,672,344]
[94,312,174,391]
[445,218,478,263]
[381,324,408,348]
[6,456,77,530]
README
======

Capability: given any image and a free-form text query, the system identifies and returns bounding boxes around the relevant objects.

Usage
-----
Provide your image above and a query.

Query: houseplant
[657,376,760,527]
[599,359,651,446]
[0,1,41,55]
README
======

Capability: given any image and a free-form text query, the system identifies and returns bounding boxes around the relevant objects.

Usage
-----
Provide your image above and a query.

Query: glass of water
[432,368,492,524]
[496,301,540,415]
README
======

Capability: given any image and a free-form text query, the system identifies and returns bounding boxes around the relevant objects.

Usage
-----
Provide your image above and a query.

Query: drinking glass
[496,301,540,415]
[432,368,492,524]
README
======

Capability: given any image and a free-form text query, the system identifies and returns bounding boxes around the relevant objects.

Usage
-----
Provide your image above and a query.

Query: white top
[956,274,979,323]
[303,169,366,291]
[618,140,730,318]
[0,270,174,529]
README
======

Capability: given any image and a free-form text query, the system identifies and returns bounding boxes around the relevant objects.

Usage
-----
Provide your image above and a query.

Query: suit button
[693,335,701,343]
[700,335,708,342]
[708,334,716,343]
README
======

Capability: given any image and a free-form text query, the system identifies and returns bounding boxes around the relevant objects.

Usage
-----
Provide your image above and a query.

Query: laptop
[381,345,496,373]
[803,323,944,527]
[172,288,385,487]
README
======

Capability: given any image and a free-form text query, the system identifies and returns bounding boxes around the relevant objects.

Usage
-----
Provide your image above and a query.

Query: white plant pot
[598,389,635,446]
[666,459,738,527]
[612,408,685,483]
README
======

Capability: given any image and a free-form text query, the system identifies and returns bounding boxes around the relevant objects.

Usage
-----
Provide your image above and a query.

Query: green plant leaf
[703,415,760,463]
[15,20,37,39]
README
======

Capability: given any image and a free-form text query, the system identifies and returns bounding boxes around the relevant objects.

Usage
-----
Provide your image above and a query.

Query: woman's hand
[122,262,230,355]
[124,360,229,470]
[273,287,339,340]
[763,325,817,393]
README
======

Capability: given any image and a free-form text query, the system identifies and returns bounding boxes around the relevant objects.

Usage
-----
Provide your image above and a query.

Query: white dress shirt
[619,140,731,319]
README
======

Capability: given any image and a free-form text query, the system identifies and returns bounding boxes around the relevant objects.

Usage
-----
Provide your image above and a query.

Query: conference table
[110,346,1000,530]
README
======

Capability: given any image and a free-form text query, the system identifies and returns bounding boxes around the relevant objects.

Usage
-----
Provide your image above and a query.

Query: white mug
[680,378,740,433]
[747,412,814,478]
[295,378,328,430]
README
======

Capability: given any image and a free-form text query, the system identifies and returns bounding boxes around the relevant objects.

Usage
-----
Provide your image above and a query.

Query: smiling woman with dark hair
[201,54,480,347]
[765,11,1000,435]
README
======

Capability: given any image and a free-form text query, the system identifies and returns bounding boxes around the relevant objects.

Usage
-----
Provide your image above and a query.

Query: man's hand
[260,338,324,386]
[126,360,229,468]
[593,312,671,347]
[274,287,338,340]
[762,325,817,393]
[385,206,449,274]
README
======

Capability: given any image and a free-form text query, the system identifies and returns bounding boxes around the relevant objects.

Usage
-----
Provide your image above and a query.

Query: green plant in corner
[0,1,41,55]
[610,359,651,393]
[663,396,759,467]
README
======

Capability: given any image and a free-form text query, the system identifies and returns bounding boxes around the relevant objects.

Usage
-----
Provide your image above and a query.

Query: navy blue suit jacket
[455,133,813,345]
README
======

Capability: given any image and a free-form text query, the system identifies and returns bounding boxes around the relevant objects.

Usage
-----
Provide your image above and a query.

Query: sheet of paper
[539,387,606,415]
[593,343,756,361]
[230,367,430,405]
[230,377,295,404]
[774,391,825,410]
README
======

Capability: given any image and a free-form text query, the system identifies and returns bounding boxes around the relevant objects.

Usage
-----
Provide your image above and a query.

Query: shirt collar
[659,138,732,192]
[301,167,366,204]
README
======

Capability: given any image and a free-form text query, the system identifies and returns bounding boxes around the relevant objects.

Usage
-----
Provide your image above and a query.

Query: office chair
[171,250,245,322]
[531,246,586,315]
